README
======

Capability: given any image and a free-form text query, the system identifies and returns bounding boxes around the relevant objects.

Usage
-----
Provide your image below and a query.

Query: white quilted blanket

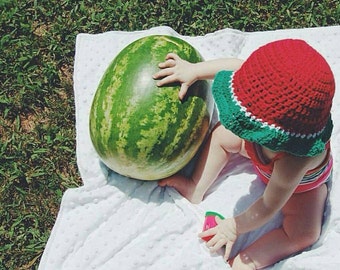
[39,26,340,269]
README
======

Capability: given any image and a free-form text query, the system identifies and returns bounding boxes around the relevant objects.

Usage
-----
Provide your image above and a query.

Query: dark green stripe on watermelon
[89,35,214,180]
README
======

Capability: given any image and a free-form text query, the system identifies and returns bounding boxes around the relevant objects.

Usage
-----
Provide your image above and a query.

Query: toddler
[153,39,335,269]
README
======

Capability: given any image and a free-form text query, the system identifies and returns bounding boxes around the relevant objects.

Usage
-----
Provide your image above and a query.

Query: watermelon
[89,35,214,180]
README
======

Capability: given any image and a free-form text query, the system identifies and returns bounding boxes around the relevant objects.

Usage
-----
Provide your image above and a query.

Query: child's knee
[212,124,243,153]
[293,230,321,251]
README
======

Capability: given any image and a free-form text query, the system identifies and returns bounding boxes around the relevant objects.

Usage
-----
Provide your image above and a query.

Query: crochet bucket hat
[212,39,335,156]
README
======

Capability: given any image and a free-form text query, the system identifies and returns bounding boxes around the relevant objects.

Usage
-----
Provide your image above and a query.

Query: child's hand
[153,53,197,100]
[198,216,238,261]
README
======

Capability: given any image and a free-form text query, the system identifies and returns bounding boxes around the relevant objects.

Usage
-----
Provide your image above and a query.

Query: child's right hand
[153,53,197,100]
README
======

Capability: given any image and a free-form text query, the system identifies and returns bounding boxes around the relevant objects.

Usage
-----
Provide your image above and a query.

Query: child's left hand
[198,216,238,261]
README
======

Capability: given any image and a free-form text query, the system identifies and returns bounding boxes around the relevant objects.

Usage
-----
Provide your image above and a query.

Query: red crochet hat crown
[213,39,335,156]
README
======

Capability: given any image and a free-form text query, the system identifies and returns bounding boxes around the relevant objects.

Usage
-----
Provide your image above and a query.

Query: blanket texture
[39,26,340,270]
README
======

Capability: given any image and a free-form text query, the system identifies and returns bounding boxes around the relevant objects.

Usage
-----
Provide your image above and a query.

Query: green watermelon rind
[89,35,213,180]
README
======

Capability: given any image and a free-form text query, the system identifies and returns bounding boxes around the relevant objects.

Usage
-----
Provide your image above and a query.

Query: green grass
[1,0,339,269]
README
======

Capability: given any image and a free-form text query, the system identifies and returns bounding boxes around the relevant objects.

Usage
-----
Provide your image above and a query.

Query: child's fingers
[215,216,224,224]
[158,59,176,68]
[165,52,180,61]
[178,84,189,100]
[198,227,216,239]
[159,53,180,68]
[156,74,178,87]
[224,241,234,261]
[208,238,226,253]
[153,68,172,80]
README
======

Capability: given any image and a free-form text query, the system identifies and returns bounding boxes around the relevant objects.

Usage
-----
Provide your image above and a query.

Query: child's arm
[153,53,244,100]
[234,155,314,233]
[199,154,315,260]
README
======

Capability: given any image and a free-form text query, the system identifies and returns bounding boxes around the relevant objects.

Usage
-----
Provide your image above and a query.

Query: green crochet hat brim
[212,70,333,157]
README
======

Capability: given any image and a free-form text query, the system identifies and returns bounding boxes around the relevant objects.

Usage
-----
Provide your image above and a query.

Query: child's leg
[159,123,245,204]
[231,184,328,269]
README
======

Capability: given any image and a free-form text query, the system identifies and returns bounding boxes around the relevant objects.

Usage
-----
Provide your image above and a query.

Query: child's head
[213,39,335,156]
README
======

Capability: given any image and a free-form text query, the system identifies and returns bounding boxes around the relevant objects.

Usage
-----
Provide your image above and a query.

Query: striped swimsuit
[244,141,333,193]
